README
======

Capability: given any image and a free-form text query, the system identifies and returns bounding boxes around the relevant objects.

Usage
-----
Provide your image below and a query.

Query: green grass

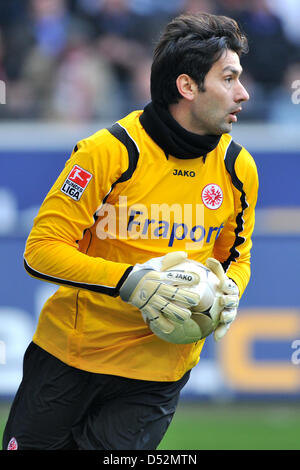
[0,403,10,450]
[158,401,300,450]
[1,401,300,450]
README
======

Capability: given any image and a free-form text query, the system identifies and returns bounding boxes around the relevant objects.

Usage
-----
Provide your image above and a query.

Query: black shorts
[3,342,190,450]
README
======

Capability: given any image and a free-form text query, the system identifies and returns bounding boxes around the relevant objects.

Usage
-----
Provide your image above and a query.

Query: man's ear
[176,74,198,101]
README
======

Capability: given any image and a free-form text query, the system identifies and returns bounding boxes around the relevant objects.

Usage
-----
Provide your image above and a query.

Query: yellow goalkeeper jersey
[24,109,258,381]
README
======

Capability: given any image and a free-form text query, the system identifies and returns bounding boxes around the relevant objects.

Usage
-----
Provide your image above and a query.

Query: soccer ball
[166,259,220,343]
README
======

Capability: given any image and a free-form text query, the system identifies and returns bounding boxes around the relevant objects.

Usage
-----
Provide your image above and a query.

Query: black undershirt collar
[139,101,221,160]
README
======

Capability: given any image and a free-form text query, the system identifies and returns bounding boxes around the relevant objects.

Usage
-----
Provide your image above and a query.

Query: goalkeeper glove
[119,252,201,342]
[205,258,239,341]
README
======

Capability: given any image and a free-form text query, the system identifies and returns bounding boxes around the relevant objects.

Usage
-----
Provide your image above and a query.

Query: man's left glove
[206,258,240,341]
[119,252,201,342]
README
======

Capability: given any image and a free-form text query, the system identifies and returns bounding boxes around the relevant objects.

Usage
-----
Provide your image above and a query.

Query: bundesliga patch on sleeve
[61,165,93,201]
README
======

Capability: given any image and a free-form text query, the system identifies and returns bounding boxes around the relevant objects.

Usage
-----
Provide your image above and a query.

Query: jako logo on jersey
[61,165,92,201]
[127,210,224,247]
[173,169,196,177]
[201,184,223,210]
[7,437,18,450]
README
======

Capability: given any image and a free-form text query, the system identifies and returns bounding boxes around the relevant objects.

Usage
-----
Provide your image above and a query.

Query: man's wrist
[116,266,134,296]
[119,267,154,301]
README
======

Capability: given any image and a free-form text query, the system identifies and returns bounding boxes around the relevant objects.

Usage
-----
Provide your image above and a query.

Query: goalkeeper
[3,12,258,451]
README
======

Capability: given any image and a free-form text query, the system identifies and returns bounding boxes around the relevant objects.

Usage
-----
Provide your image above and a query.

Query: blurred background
[0,0,300,450]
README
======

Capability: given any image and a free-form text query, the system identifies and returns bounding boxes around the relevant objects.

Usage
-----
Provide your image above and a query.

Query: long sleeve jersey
[24,110,258,381]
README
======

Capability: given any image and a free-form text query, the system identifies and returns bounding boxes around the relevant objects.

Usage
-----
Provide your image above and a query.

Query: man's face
[190,49,249,135]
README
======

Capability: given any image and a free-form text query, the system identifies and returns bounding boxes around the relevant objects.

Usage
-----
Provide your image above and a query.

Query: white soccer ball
[166,259,220,343]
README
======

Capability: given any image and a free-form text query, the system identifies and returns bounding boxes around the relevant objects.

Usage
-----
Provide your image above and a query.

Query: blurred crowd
[0,0,300,123]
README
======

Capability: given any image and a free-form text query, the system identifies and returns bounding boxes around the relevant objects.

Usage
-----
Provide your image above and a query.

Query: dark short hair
[151,13,248,107]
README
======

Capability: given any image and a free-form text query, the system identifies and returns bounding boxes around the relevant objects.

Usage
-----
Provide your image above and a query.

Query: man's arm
[213,147,259,297]
[24,131,133,296]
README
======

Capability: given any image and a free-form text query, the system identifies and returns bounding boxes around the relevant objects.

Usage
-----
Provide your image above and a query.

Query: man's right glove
[119,252,201,343]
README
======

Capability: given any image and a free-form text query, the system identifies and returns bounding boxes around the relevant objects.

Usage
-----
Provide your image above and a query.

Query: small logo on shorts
[7,437,18,450]
[61,165,93,201]
[201,184,223,210]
